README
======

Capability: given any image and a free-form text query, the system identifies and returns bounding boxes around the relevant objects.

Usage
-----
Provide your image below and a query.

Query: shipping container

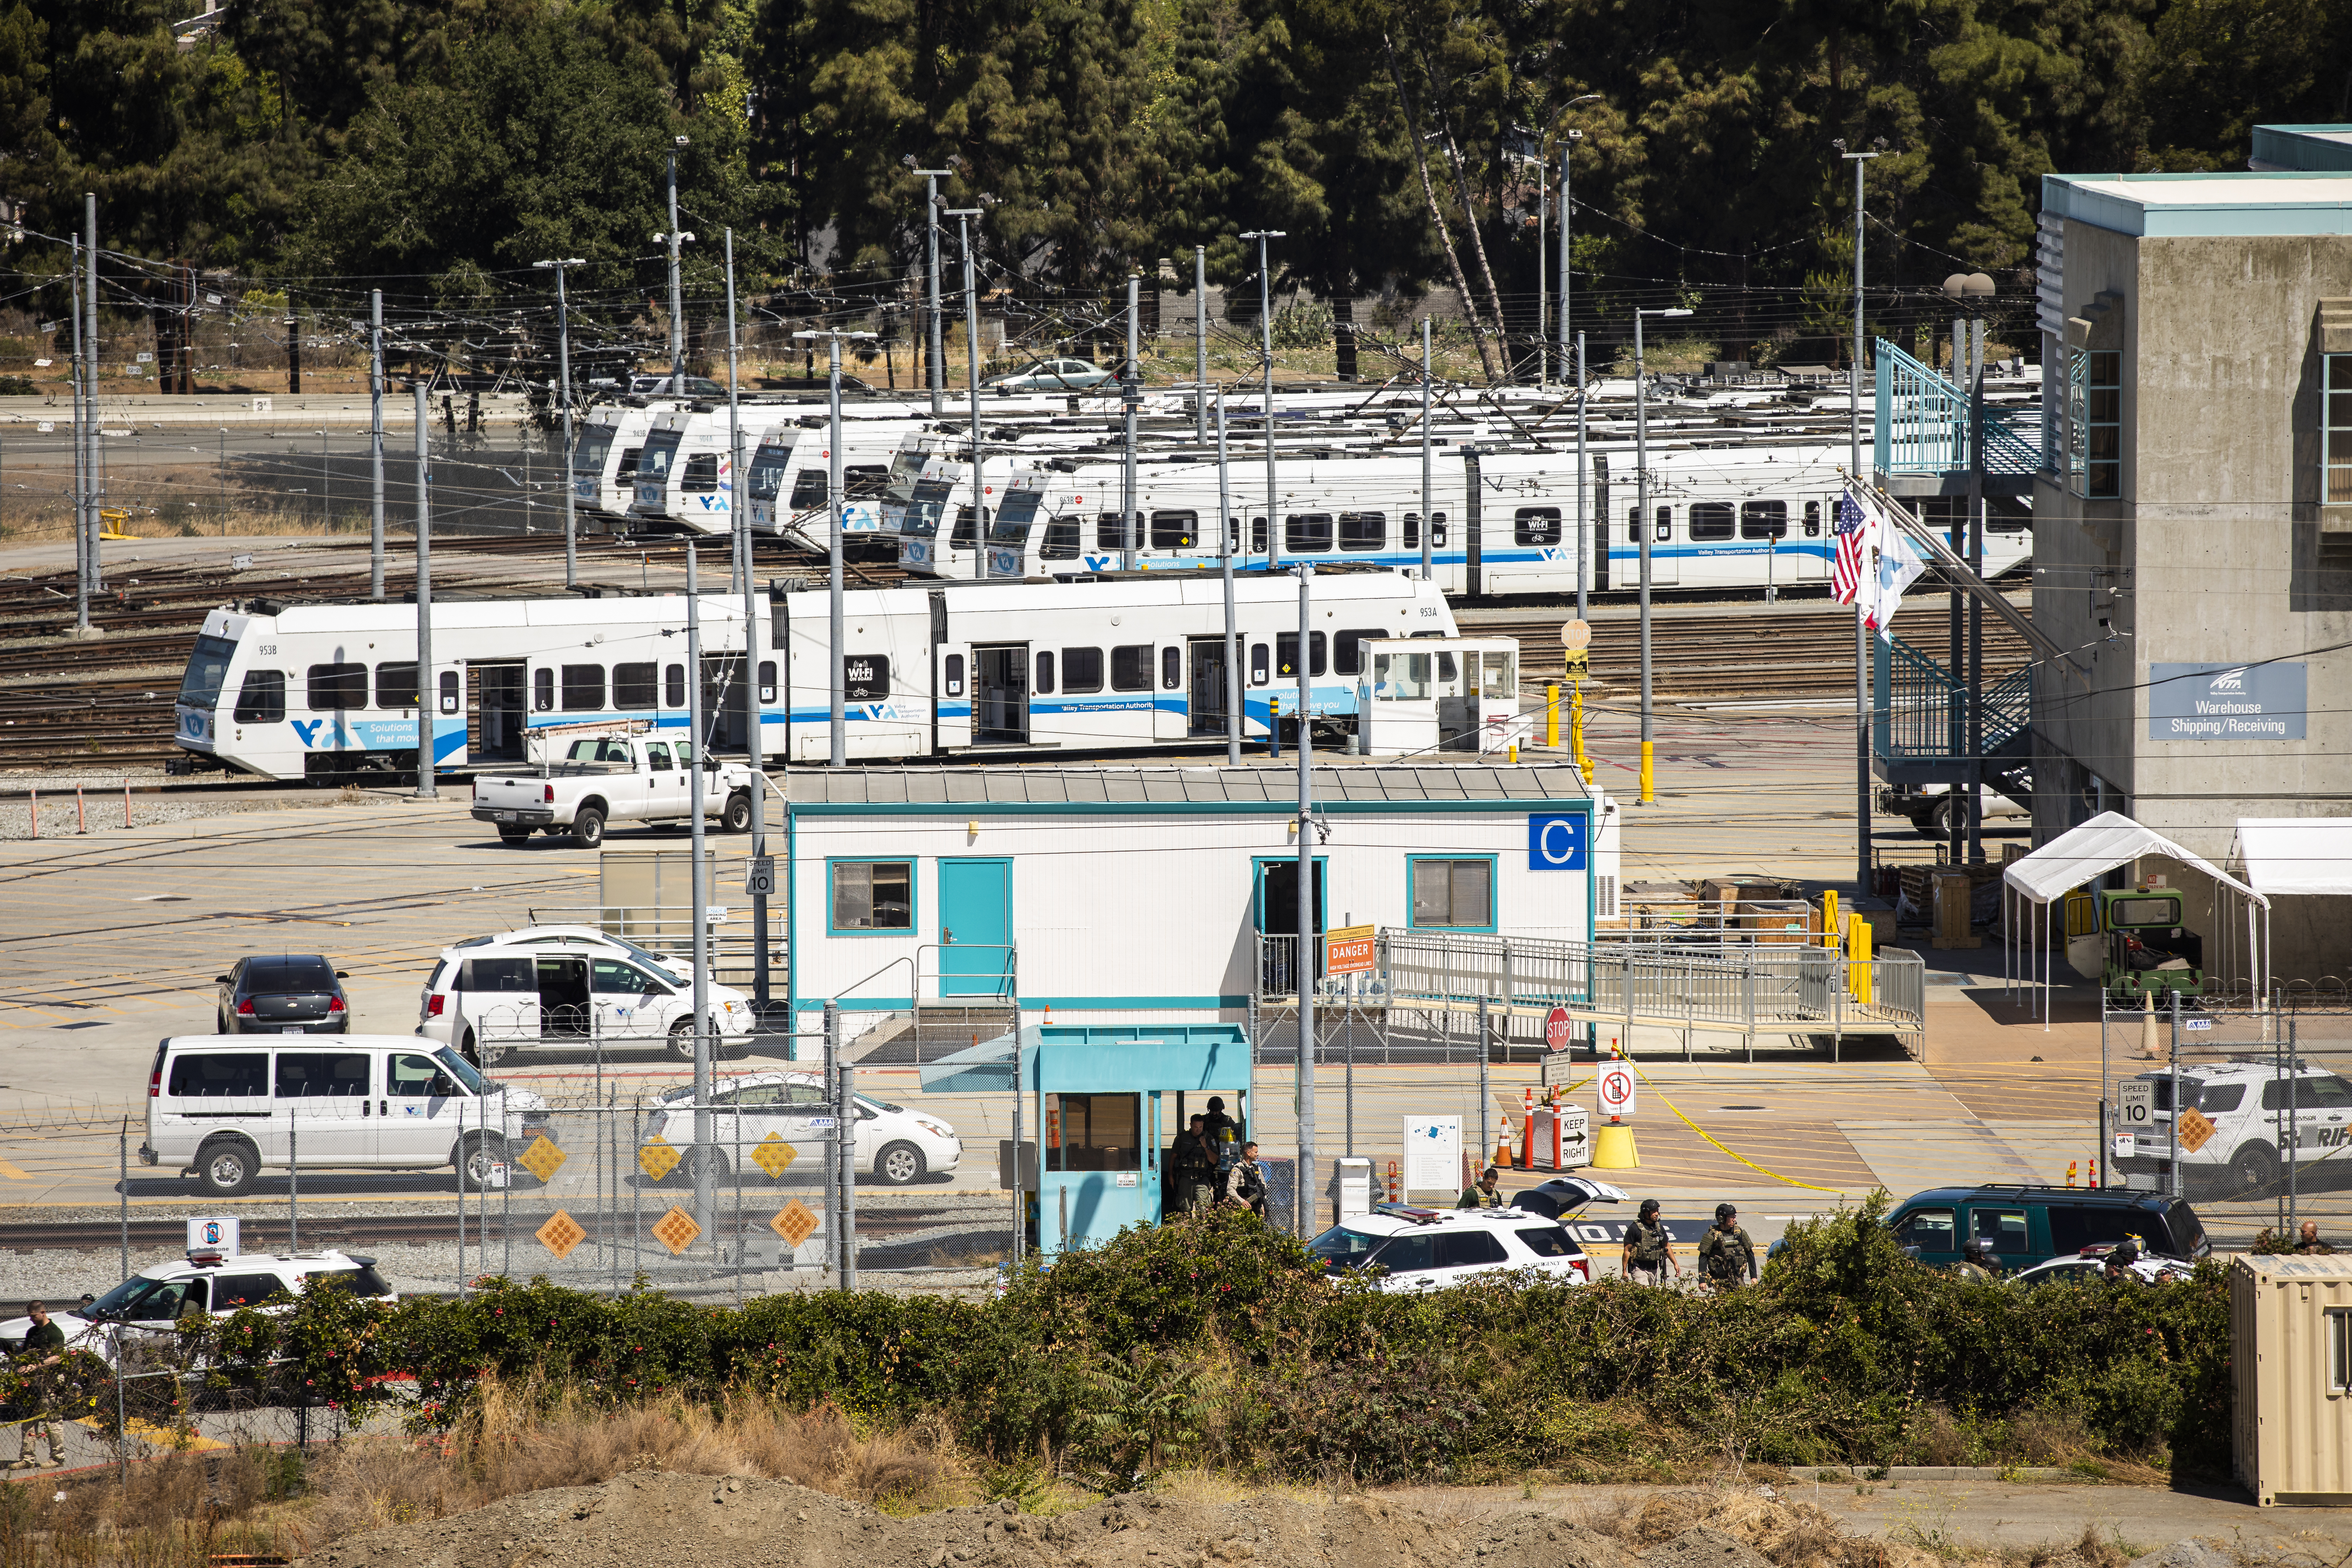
[2231,1253,2352,1504]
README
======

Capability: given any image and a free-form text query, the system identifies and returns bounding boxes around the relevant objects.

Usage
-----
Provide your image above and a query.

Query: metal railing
[529,903,780,990]
[1873,337,2042,479]
[1602,895,1816,946]
[1872,635,2032,763]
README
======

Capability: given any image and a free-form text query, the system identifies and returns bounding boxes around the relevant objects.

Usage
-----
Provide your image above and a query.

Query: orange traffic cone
[2066,1160,2079,1188]
[1385,1160,1400,1203]
[1495,1118,1515,1169]
[2088,1157,2099,1189]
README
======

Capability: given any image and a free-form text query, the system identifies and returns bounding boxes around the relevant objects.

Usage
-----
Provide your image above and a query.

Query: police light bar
[1373,1202,1443,1225]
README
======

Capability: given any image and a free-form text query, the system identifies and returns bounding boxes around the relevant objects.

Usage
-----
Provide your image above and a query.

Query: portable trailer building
[2232,1252,2352,1505]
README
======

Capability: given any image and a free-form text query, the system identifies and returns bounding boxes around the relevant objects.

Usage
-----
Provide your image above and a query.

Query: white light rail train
[171,570,1459,782]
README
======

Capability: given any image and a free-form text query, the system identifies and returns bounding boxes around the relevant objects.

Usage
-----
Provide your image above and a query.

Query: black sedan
[215,955,350,1034]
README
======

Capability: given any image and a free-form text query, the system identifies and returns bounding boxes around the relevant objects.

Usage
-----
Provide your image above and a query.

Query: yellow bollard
[1508,741,1518,763]
[1591,1122,1640,1168]
[1820,888,1841,947]
[1546,682,1560,749]
[1847,911,1875,1004]
[1638,740,1654,804]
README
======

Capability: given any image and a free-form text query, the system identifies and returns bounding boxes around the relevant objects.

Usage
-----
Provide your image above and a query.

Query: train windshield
[990,488,1046,544]
[177,634,239,711]
[877,453,927,531]
[901,478,955,538]
[636,428,684,482]
[747,439,795,501]
[572,424,616,477]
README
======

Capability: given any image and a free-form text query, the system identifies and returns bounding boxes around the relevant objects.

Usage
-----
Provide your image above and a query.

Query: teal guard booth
[920,1023,1253,1259]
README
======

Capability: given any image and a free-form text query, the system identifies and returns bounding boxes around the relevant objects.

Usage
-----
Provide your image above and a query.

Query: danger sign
[1325,924,1376,976]
[1545,1006,1575,1054]
[1598,1065,1637,1118]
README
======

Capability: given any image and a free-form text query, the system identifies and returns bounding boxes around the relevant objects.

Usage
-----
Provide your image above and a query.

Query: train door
[1188,638,1230,737]
[700,654,748,754]
[1628,505,1680,585]
[973,645,1029,745]
[934,642,972,748]
[467,661,527,764]
[1793,499,1831,580]
[1154,644,1189,741]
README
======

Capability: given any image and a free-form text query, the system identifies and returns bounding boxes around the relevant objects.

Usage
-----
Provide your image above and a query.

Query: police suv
[1307,1180,1626,1292]
[2112,1058,2352,1197]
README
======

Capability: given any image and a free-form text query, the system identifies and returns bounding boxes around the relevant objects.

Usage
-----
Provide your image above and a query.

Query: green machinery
[2066,887,2205,1004]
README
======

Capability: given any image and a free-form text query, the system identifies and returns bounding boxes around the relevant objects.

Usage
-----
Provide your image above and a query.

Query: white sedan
[983,357,1113,393]
[640,1071,960,1186]
[1307,1188,1624,1292]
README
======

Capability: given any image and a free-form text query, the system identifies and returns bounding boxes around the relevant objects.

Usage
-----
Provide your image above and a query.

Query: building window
[1410,856,1494,930]
[2068,346,2120,499]
[2331,1308,2352,1393]
[831,860,913,931]
[2327,356,2352,505]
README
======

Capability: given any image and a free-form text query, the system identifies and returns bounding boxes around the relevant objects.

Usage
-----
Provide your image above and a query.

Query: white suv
[0,1250,394,1362]
[641,1072,961,1186]
[1308,1184,1625,1292]
[2114,1060,2352,1197]
[418,926,756,1065]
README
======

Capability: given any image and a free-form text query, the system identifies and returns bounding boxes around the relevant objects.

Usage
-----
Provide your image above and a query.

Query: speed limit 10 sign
[1598,1065,1637,1118]
[2117,1079,2155,1127]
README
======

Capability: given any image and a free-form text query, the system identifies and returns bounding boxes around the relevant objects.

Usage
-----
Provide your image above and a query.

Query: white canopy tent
[2229,819,2352,898]
[2000,811,2270,1026]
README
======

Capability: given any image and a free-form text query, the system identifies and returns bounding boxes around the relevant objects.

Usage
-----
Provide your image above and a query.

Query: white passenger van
[141,1036,551,1197]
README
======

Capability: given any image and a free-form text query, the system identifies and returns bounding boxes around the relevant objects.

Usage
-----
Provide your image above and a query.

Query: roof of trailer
[787,764,1595,809]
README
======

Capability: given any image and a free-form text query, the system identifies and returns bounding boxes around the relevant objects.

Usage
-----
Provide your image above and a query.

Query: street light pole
[1195,246,1209,446]
[412,383,436,799]
[369,290,385,600]
[1122,272,1141,571]
[1552,96,1598,383]
[665,138,691,395]
[1575,330,1588,622]
[910,167,954,415]
[1294,561,1316,1237]
[534,258,586,590]
[1218,387,1240,765]
[1241,231,1284,569]
[1419,317,1433,581]
[794,328,878,766]
[1839,142,1885,892]
[945,208,986,579]
[1633,305,1691,807]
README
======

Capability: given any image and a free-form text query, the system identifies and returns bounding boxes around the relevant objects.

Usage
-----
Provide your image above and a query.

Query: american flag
[1831,491,1868,605]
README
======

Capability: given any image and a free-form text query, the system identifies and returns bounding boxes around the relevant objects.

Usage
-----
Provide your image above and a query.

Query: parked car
[1882,1184,2209,1274]
[215,954,350,1035]
[982,357,1113,393]
[416,926,756,1065]
[1877,781,2030,834]
[470,728,755,848]
[638,1071,959,1186]
[0,1250,395,1360]
[628,374,728,398]
[1308,1186,1626,1292]
[2009,1244,2194,1288]
[2111,1060,2352,1196]
[143,1036,551,1195]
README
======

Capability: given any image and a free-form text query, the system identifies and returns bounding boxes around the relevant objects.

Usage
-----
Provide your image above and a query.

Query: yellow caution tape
[1616,1056,1851,1195]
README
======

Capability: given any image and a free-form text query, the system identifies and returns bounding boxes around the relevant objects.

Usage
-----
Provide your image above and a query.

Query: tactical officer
[1220,1141,1268,1218]
[1171,1115,1215,1214]
[1621,1199,1676,1283]
[9,1301,66,1471]
[1202,1096,1238,1153]
[1952,1237,2002,1282]
[2102,1239,2143,1281]
[1696,1203,1757,1288]
[1457,1167,1506,1210]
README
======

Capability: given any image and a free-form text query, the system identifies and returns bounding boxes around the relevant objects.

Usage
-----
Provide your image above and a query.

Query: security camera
[1567,128,1583,142]
[675,135,690,148]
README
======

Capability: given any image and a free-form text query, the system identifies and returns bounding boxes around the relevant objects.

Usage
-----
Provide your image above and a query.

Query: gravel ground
[0,788,363,840]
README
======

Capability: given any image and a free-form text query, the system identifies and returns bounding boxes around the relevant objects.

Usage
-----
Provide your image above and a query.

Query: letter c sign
[1527,813,1585,870]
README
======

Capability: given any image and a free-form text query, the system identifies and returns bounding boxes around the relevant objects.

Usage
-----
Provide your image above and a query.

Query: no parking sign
[1597,1064,1637,1119]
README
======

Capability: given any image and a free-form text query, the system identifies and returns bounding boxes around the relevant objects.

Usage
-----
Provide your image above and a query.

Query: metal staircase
[1872,634,2034,807]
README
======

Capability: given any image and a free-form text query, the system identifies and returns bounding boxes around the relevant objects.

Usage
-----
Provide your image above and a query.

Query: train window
[440,670,460,714]
[617,447,643,480]
[372,661,418,709]
[534,668,555,711]
[1339,511,1386,551]
[950,505,987,548]
[788,470,828,509]
[1627,507,1642,543]
[1803,500,1822,537]
[1062,647,1103,693]
[561,664,606,711]
[1655,507,1672,541]
[1251,517,1269,553]
[1150,510,1197,549]
[1513,507,1562,546]
[1275,631,1328,678]
[1041,516,1082,560]
[844,465,890,499]
[1110,644,1153,692]
[1250,642,1270,685]
[831,860,913,932]
[306,663,368,711]
[614,663,658,710]
[1035,651,1056,694]
[232,670,285,723]
[849,655,892,701]
[757,661,777,703]
[1284,513,1333,553]
[681,453,719,493]
[663,664,685,708]
[1988,506,2029,534]
[1404,512,1449,548]
[1160,645,1181,689]
[1096,512,1128,551]
[1740,501,1788,539]
[1333,629,1386,677]
[1226,517,1242,552]
[1688,503,1734,541]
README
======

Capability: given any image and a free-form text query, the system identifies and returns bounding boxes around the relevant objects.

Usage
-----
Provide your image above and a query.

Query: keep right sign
[1598,1064,1637,1118]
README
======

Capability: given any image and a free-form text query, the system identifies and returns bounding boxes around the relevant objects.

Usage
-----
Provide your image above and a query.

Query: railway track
[0,1203,983,1254]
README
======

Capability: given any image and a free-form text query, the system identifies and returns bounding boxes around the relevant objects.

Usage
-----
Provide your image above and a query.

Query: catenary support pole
[823,1001,840,1276]
[370,290,385,600]
[953,211,985,580]
[666,143,688,394]
[725,232,743,596]
[1635,312,1653,805]
[70,237,86,632]
[1420,317,1433,581]
[1295,563,1316,1236]
[1194,246,1209,445]
[688,542,714,1241]
[557,262,581,590]
[413,384,436,798]
[85,194,100,602]
[1575,331,1588,622]
[1122,273,1140,570]
[839,1032,858,1289]
[1219,388,1241,766]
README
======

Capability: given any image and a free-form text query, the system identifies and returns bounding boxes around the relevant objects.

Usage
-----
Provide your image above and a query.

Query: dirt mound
[1604,1487,1940,1568]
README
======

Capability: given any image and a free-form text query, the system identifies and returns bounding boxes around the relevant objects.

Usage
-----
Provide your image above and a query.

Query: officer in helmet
[1695,1203,1756,1289]
[1952,1237,2002,1282]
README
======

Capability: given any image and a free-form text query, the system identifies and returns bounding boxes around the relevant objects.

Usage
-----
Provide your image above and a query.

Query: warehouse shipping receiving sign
[2148,662,2306,741]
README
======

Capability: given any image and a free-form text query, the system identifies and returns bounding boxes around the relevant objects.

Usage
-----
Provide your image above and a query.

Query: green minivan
[1884,1184,2210,1269]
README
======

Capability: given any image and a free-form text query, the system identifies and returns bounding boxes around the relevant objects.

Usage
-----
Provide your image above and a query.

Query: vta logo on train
[290,719,327,747]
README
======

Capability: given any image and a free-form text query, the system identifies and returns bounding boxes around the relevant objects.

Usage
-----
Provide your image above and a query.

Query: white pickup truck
[471,727,755,848]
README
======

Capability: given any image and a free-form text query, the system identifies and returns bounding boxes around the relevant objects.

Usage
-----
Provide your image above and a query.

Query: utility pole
[795,328,877,766]
[946,208,987,579]
[1419,317,1433,581]
[1575,331,1589,622]
[1839,140,1885,892]
[687,541,715,1242]
[1218,387,1240,765]
[69,236,87,634]
[730,237,770,1009]
[910,166,953,415]
[535,258,585,590]
[84,194,101,605]
[1241,231,1284,569]
[1121,272,1140,570]
[665,138,692,394]
[1194,246,1209,446]
[724,232,745,596]
[412,384,436,799]
[370,290,386,600]
[1633,305,1691,807]
[1294,563,1316,1237]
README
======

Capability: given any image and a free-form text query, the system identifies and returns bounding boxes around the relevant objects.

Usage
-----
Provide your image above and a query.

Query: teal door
[938,857,1014,997]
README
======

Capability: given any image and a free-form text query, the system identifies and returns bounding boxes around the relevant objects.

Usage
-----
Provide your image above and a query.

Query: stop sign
[1545,1006,1574,1053]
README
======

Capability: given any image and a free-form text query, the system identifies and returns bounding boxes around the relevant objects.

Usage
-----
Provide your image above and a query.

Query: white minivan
[416,926,757,1065]
[141,1035,551,1196]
